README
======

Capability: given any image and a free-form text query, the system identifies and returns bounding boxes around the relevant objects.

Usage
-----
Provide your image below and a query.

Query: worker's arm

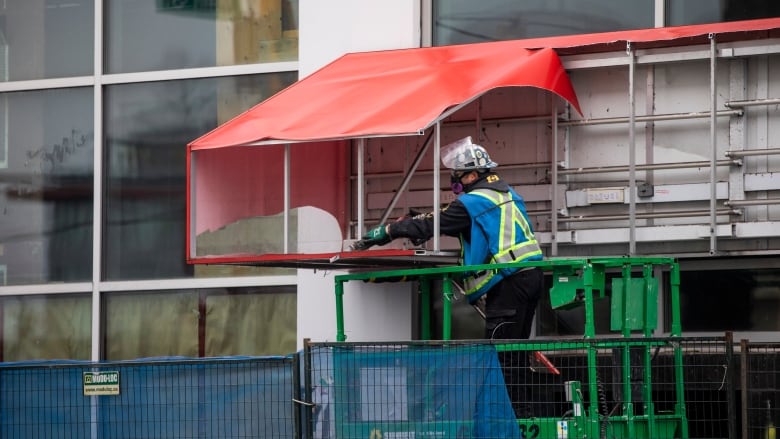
[388,200,470,241]
[351,200,471,251]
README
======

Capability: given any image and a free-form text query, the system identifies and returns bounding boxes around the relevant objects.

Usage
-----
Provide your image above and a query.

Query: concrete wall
[296,1,421,349]
[298,0,420,78]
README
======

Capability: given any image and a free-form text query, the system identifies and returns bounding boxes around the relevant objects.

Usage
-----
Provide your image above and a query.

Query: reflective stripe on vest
[462,188,542,295]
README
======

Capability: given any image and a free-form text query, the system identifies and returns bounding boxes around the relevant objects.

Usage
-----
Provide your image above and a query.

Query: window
[0,88,93,285]
[103,286,296,360]
[666,0,780,26]
[433,0,654,46]
[1,294,91,362]
[103,73,296,280]
[0,0,93,81]
[106,0,299,73]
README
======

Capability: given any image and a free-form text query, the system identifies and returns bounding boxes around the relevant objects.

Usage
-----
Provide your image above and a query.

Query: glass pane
[433,0,654,45]
[104,290,199,360]
[103,73,296,281]
[1,294,91,361]
[205,286,296,356]
[666,0,780,26]
[106,0,299,74]
[0,1,93,81]
[676,268,780,332]
[104,286,296,360]
[0,88,93,286]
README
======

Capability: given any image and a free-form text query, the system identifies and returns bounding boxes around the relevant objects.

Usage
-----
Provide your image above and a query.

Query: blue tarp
[310,345,520,439]
[0,356,296,439]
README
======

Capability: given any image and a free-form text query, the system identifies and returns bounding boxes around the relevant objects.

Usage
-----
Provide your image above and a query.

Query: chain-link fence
[304,337,732,439]
[0,336,776,438]
[0,356,299,438]
[739,341,779,439]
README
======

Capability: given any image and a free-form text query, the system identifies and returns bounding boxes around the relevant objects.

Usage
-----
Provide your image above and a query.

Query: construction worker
[354,137,544,417]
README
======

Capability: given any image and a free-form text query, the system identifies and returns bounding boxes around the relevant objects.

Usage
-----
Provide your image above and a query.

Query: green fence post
[442,276,452,341]
[669,262,682,337]
[335,280,346,342]
[583,261,597,339]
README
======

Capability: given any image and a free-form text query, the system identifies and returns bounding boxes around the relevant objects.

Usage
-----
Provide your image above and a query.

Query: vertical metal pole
[725,332,736,439]
[284,144,290,253]
[654,0,665,27]
[642,264,656,439]
[583,262,596,339]
[645,67,656,227]
[92,0,105,365]
[293,346,303,439]
[303,338,314,439]
[335,281,346,342]
[672,261,689,438]
[442,276,452,340]
[357,139,365,238]
[709,35,719,255]
[643,264,654,338]
[92,2,105,435]
[433,124,441,252]
[551,102,559,256]
[740,338,749,439]
[669,262,682,336]
[622,263,632,338]
[628,42,637,255]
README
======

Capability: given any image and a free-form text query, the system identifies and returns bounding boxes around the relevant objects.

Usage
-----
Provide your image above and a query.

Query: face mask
[450,173,464,194]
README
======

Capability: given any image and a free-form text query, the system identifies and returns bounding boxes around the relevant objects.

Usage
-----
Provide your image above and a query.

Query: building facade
[0,1,778,363]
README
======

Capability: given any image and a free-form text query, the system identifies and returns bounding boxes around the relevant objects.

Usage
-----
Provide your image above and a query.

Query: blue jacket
[458,182,542,300]
[388,172,542,302]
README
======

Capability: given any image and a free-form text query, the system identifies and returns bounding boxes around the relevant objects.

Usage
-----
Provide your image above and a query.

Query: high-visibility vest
[458,187,543,299]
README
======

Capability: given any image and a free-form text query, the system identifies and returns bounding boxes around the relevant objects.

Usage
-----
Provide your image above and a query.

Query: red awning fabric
[189,45,580,150]
[189,18,780,151]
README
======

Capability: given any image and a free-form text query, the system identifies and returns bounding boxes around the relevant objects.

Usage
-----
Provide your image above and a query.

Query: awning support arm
[433,123,441,252]
[378,130,434,225]
[284,143,290,253]
[357,138,365,238]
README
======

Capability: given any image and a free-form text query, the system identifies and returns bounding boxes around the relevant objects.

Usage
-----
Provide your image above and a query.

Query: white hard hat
[441,136,498,171]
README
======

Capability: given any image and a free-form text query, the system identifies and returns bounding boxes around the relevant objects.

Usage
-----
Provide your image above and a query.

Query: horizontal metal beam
[558,159,736,175]
[562,39,780,70]
[724,198,780,207]
[725,98,780,108]
[725,147,780,158]
[558,208,739,222]
[559,109,742,127]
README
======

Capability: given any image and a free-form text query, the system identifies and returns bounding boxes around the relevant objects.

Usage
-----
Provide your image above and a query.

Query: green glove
[363,224,390,243]
[351,224,392,251]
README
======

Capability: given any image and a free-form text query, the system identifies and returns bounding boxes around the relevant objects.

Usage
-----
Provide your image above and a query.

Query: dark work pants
[483,267,544,418]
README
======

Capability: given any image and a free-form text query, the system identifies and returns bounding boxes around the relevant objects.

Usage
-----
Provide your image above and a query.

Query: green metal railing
[331,256,689,439]
[334,256,681,341]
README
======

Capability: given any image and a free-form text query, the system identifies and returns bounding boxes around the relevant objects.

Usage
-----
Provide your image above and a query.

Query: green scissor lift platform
[331,256,689,439]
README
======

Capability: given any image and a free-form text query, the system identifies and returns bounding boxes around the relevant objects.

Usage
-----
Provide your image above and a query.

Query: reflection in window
[103,73,296,281]
[666,0,780,26]
[432,0,653,45]
[0,88,94,285]
[106,0,298,74]
[0,1,93,81]
[103,286,296,360]
[1,294,91,362]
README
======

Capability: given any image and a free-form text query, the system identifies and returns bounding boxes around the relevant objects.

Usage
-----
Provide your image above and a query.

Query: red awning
[189,45,580,150]
[188,18,780,151]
